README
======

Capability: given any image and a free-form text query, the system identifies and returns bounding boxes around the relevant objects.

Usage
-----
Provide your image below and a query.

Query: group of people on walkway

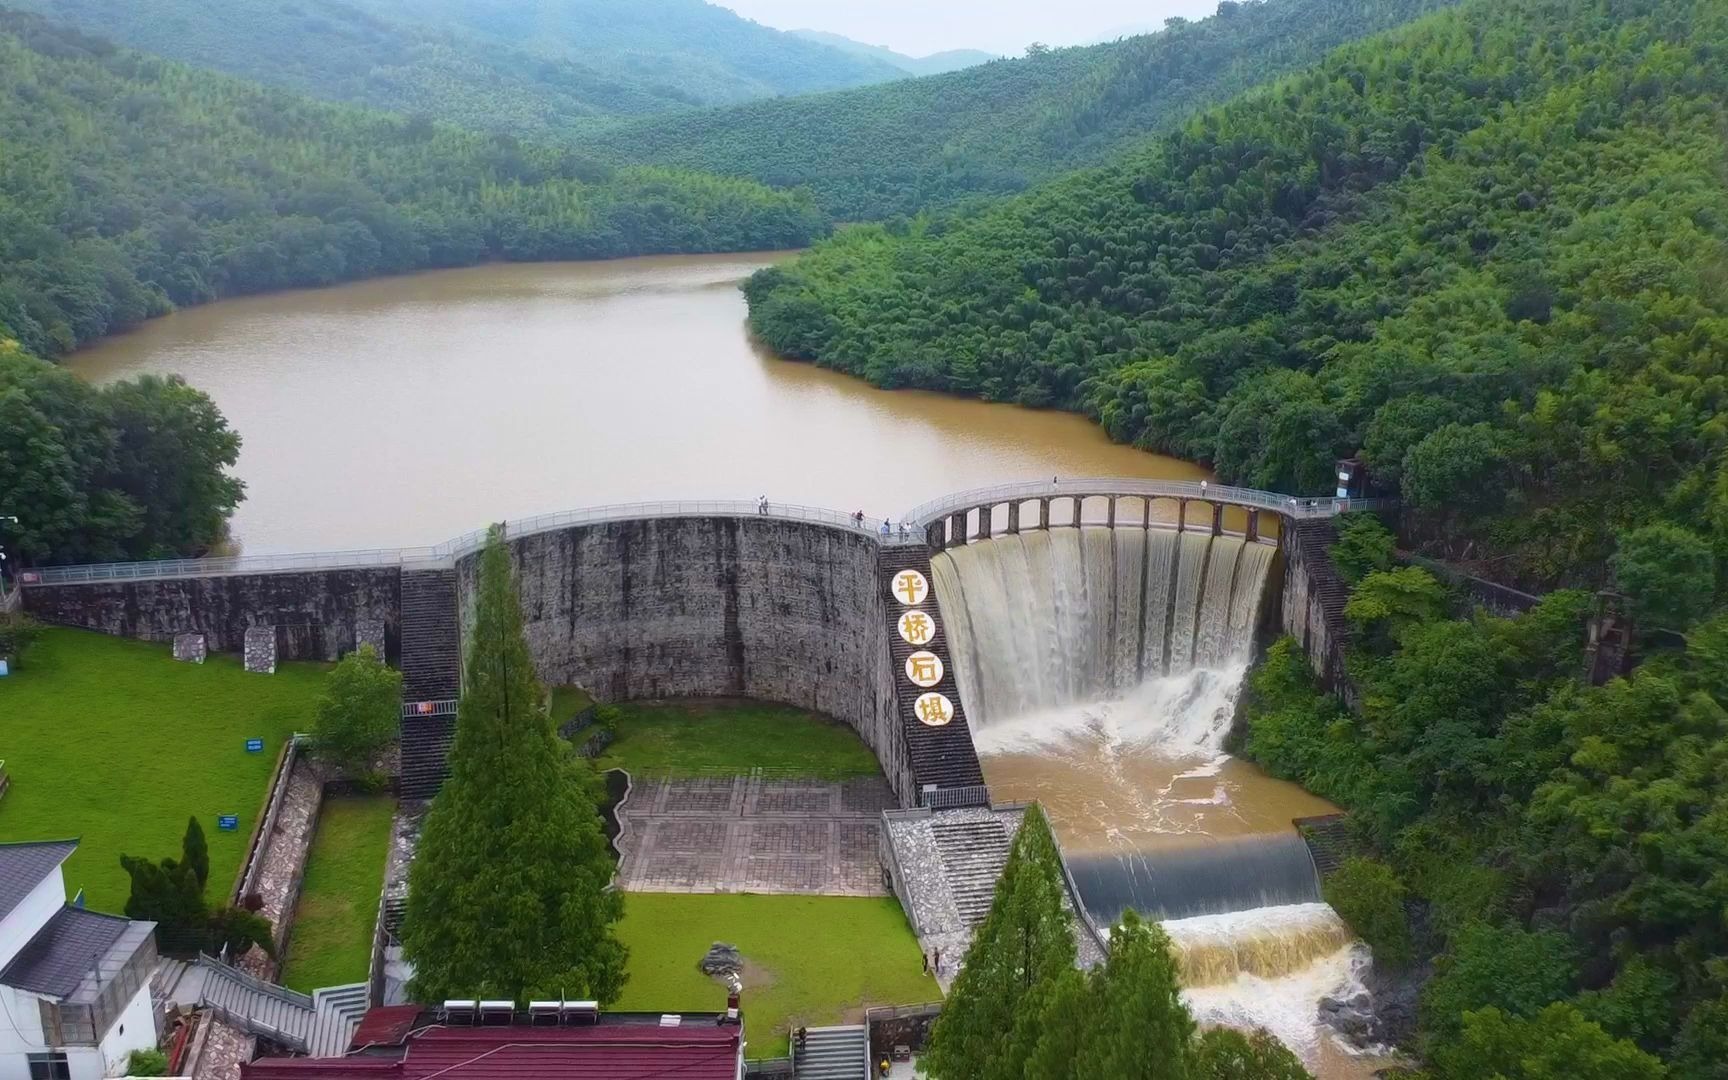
[921,947,943,976]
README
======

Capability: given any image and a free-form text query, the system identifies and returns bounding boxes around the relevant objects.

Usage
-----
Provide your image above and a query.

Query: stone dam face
[455,516,914,803]
[19,488,1363,806]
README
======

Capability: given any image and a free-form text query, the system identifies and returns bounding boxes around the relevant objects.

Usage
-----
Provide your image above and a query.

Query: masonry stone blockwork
[457,516,916,804]
[22,569,401,663]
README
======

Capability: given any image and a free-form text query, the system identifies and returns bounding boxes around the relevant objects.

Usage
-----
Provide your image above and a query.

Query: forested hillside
[1243,562,1727,1077]
[748,0,1728,596]
[2,0,902,129]
[583,0,1458,219]
[786,30,997,76]
[0,11,824,359]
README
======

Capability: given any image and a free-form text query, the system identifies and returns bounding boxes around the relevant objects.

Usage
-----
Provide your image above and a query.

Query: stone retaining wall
[22,568,401,662]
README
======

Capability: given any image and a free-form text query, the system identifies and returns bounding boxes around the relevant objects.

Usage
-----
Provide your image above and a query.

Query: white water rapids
[931,526,1382,1075]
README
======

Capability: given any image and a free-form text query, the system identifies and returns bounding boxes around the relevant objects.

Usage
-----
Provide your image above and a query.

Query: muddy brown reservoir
[69,253,1204,552]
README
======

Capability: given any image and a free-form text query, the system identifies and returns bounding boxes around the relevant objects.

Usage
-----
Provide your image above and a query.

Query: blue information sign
[245,738,265,753]
[217,814,239,831]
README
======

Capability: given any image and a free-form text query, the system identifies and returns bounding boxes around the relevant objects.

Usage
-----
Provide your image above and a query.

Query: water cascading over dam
[930,525,1371,1068]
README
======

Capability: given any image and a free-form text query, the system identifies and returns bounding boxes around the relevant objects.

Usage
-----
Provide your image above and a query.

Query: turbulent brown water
[68,253,1204,553]
[932,527,1384,1077]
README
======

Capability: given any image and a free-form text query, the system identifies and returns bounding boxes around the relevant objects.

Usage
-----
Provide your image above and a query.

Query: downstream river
[70,253,1204,553]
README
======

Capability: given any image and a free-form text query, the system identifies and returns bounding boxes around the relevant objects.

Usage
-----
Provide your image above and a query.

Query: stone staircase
[381,896,408,942]
[308,983,370,1057]
[930,815,1011,927]
[1295,813,1354,879]
[399,714,456,800]
[877,546,987,801]
[400,569,461,701]
[184,956,362,1056]
[399,568,461,799]
[793,1024,867,1080]
[1291,519,1351,628]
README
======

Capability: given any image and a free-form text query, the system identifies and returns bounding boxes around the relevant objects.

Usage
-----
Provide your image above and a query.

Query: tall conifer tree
[402,529,626,1004]
[181,816,209,893]
[1071,910,1196,1078]
[922,804,1076,1079]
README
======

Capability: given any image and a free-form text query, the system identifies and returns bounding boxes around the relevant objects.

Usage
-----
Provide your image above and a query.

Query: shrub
[1344,567,1449,651]
[1323,857,1413,970]
[124,1049,168,1077]
[593,704,622,735]
[0,613,42,661]
[1434,1004,1665,1080]
[208,905,277,961]
[1331,513,1396,584]
[311,644,402,778]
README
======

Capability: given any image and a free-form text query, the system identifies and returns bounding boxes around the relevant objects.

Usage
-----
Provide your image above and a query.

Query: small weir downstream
[931,523,1375,1073]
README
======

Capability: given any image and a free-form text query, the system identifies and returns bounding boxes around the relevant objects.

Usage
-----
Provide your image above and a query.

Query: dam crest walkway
[21,482,1387,586]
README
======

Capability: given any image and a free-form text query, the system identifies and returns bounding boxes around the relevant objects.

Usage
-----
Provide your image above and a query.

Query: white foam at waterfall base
[931,527,1375,1073]
[968,663,1249,759]
[1166,905,1372,1067]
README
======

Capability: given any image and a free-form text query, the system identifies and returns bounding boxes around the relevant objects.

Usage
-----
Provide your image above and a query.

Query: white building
[0,841,159,1080]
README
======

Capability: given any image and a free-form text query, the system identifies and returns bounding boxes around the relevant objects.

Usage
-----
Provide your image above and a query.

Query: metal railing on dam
[903,478,1391,527]
[18,499,923,585]
[18,482,1390,587]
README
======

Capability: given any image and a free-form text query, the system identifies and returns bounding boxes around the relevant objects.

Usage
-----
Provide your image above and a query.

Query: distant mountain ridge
[788,29,998,75]
[1,0,907,128]
[0,8,827,360]
[583,0,1460,220]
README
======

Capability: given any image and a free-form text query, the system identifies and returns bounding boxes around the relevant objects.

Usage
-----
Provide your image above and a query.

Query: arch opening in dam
[928,520,1368,1064]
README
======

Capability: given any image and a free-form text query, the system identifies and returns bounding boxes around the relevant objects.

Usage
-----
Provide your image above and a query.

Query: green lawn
[549,685,594,724]
[0,627,326,910]
[281,795,395,993]
[595,700,881,779]
[615,893,935,1058]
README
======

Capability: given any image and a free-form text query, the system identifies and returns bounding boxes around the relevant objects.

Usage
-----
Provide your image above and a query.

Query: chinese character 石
[898,610,934,646]
[906,651,943,687]
[916,693,953,726]
[894,570,928,605]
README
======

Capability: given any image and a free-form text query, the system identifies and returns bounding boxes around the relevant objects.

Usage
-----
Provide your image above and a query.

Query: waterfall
[1165,903,1355,985]
[1066,833,1323,925]
[931,524,1370,1073]
[932,526,1273,727]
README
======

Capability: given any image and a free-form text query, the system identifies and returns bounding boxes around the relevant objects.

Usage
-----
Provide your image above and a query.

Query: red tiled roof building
[241,1006,744,1080]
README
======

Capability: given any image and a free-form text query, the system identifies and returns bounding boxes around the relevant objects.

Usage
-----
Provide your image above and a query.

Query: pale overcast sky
[718,0,1221,57]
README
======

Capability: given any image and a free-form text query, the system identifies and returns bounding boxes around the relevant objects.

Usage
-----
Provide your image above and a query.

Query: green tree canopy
[1433,1004,1667,1080]
[1330,513,1396,585]
[1611,524,1718,631]
[0,352,242,564]
[311,644,403,779]
[402,529,626,1005]
[1192,1028,1312,1080]
[181,816,209,895]
[1322,857,1412,970]
[1345,567,1449,652]
[1069,909,1196,1078]
[1420,924,1579,1051]
[923,803,1076,1080]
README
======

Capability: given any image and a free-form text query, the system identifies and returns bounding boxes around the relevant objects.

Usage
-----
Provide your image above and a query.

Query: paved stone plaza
[616,773,896,895]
